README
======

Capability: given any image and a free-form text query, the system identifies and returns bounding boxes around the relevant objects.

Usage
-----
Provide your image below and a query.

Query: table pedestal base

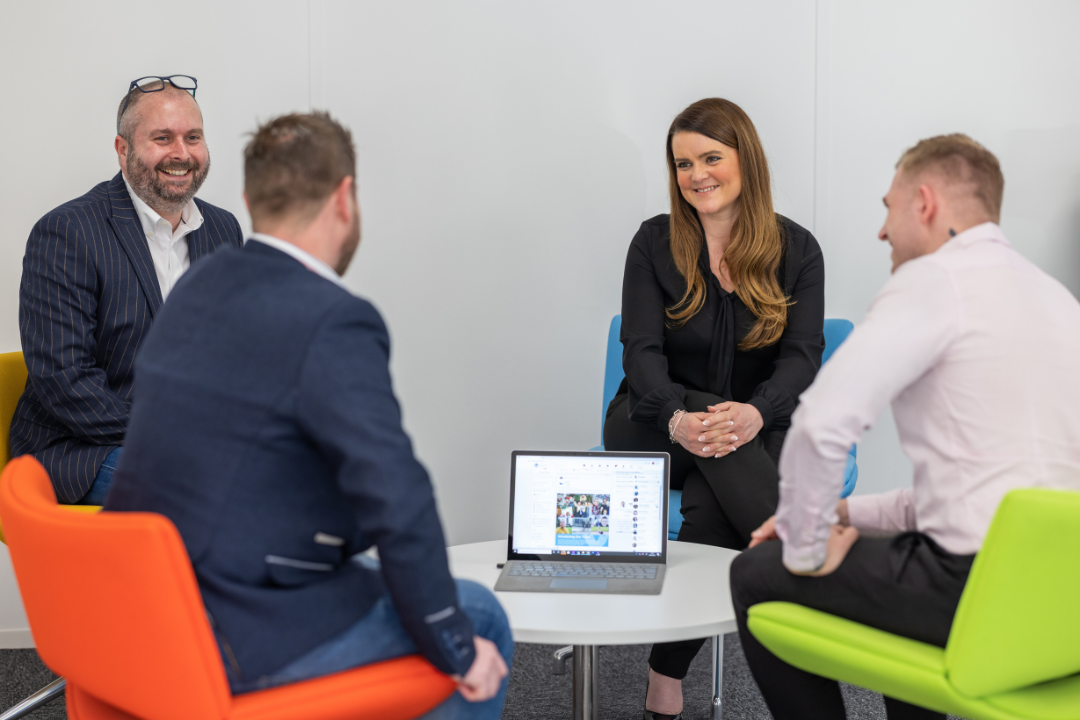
[552,636,723,720]
[572,645,599,720]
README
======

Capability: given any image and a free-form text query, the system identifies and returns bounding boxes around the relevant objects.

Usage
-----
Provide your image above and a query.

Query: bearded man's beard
[125,147,211,216]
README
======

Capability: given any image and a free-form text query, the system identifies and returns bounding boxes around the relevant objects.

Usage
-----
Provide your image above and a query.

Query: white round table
[448,540,739,720]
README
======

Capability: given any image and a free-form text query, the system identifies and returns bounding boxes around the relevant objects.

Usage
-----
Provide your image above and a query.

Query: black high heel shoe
[643,673,683,720]
[643,709,683,720]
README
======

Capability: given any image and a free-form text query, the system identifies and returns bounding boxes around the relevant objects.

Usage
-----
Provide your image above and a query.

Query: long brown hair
[665,98,789,350]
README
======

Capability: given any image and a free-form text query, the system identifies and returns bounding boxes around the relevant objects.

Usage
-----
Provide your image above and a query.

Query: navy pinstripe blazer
[10,172,243,503]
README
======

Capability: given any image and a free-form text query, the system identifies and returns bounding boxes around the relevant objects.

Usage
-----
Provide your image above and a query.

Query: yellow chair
[0,350,97,719]
[1,351,100,544]
[1,351,28,465]
[0,351,30,543]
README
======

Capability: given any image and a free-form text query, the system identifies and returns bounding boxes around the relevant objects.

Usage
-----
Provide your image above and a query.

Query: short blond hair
[896,134,1004,222]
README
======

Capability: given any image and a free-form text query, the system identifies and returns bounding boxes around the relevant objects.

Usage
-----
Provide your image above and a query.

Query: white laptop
[493,450,670,595]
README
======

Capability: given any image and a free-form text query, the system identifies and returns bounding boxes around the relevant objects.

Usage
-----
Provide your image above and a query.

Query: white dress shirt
[775,222,1080,572]
[247,233,349,291]
[123,176,202,300]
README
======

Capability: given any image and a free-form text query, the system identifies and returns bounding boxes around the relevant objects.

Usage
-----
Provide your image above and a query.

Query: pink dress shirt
[775,223,1080,572]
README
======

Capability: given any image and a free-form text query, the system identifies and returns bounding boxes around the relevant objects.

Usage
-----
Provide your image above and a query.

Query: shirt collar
[122,173,203,240]
[941,221,1010,250]
[247,233,350,291]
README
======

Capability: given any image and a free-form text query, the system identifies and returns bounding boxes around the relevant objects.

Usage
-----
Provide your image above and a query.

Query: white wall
[0,0,312,648]
[818,0,1080,495]
[1,0,1078,645]
[324,0,816,549]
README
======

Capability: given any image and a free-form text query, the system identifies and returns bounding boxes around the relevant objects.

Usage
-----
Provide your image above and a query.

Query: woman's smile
[671,131,742,218]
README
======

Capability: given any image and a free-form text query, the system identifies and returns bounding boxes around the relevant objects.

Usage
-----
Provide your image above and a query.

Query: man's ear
[917,183,938,227]
[335,176,355,222]
[115,135,128,173]
[242,191,250,213]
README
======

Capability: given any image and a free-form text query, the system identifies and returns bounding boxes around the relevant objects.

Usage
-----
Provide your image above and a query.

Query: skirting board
[0,629,34,649]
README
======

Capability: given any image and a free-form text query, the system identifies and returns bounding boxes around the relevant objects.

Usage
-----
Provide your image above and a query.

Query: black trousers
[604,390,784,679]
[730,533,975,720]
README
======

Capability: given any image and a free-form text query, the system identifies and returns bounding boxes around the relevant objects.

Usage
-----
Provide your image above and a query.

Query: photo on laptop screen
[555,492,610,547]
[507,450,669,561]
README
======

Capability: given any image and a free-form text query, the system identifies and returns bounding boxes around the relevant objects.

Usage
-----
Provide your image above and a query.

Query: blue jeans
[79,447,122,505]
[229,579,513,720]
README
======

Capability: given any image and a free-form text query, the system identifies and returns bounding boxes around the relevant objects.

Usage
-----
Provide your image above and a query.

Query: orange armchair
[0,455,456,720]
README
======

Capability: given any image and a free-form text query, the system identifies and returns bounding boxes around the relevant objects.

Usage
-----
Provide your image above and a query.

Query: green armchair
[748,488,1080,720]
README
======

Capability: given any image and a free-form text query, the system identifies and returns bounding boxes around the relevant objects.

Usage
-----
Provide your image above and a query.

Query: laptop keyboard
[509,562,658,579]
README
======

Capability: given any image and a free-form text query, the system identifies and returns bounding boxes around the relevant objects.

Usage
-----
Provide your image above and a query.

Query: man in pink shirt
[728,134,1080,720]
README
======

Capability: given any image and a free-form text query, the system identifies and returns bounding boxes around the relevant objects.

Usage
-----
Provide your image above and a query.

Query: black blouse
[618,213,825,434]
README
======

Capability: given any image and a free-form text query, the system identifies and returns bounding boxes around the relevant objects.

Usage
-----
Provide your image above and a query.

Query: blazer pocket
[265,554,336,588]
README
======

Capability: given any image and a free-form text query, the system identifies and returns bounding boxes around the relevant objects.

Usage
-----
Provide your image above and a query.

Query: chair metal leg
[711,635,723,720]
[552,645,574,674]
[0,677,65,720]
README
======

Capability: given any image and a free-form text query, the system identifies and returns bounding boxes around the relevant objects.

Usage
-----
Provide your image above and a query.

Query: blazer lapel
[186,205,213,263]
[105,173,164,316]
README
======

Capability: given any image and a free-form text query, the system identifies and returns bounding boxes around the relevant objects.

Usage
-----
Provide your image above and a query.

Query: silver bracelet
[668,410,687,444]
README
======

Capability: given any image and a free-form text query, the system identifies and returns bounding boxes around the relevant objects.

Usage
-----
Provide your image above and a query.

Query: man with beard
[105,112,512,715]
[10,76,242,504]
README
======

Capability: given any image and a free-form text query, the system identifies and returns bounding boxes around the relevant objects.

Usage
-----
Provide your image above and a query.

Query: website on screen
[512,454,664,557]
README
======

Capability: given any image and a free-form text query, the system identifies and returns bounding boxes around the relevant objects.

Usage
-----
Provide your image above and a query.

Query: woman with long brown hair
[603,98,825,718]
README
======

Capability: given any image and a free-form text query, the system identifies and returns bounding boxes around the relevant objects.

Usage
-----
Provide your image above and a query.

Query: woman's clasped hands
[671,401,763,458]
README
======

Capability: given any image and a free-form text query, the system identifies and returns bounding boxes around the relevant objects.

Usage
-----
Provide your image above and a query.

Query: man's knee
[454,580,513,659]
[730,541,786,615]
[454,580,503,618]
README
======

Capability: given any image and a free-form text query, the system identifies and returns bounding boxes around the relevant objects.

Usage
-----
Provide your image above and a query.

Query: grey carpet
[0,636,961,719]
[0,649,64,720]
[503,634,894,720]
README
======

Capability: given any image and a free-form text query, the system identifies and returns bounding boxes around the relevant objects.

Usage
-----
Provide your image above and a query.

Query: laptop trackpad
[549,578,607,590]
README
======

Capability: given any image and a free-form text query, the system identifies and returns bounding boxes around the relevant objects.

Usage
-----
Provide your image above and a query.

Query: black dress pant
[604,390,784,679]
[730,533,975,720]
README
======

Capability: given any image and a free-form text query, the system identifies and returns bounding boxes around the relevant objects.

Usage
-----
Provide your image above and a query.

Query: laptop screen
[507,450,669,563]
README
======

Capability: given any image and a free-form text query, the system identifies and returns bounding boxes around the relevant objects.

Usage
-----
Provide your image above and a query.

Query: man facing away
[727,134,1080,720]
[10,76,243,504]
[105,112,512,716]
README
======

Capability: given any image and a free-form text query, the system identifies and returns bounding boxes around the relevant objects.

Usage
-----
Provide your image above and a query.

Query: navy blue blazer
[10,172,242,502]
[105,241,476,683]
